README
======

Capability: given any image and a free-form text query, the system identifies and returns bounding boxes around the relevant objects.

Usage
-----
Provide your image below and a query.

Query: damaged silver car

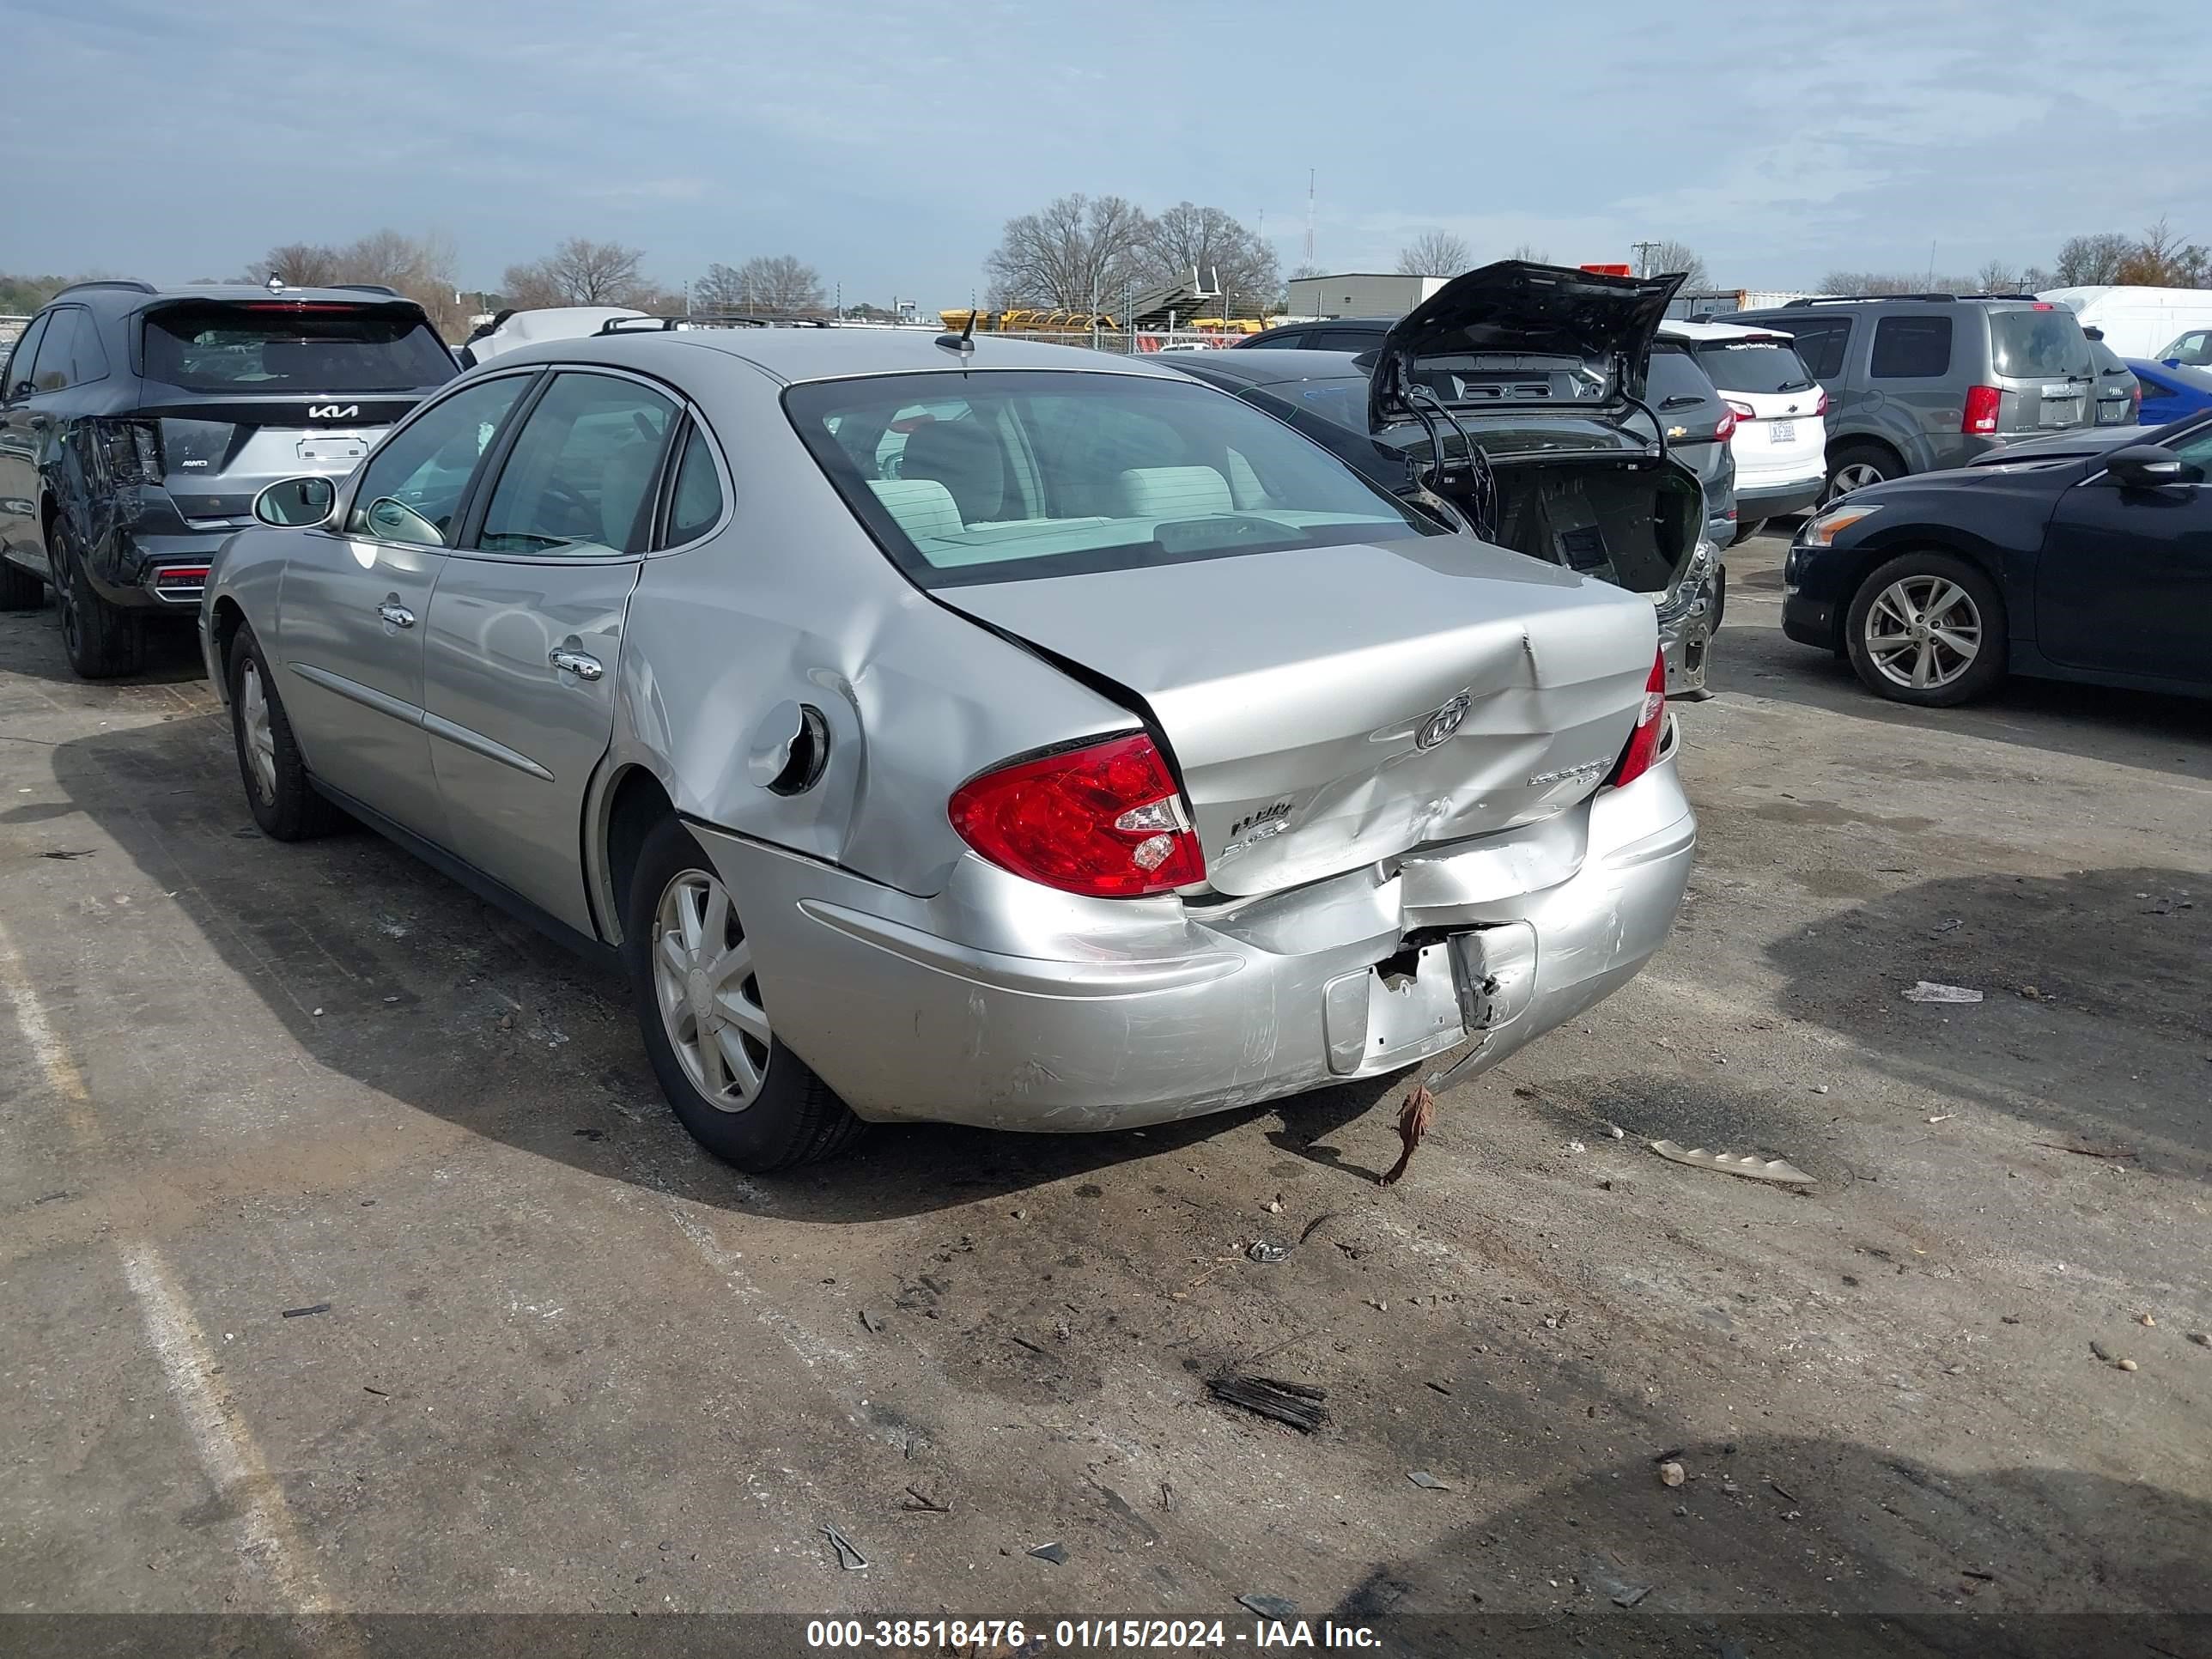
[202,326,1696,1170]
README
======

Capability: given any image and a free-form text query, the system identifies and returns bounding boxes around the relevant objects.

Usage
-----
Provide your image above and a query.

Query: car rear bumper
[1732,477,1823,519]
[693,747,1696,1133]
[89,528,236,611]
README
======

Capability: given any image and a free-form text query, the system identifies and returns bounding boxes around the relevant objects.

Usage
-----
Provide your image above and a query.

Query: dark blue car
[2126,358,2212,426]
[1782,410,2212,706]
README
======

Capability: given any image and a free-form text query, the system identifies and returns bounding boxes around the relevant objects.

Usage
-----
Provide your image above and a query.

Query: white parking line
[0,916,337,1617]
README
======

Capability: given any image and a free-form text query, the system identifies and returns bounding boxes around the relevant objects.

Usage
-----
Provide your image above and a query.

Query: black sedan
[1783,414,2212,705]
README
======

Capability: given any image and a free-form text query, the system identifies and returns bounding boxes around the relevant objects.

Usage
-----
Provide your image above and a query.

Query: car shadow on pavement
[45,714,1413,1220]
[0,603,207,687]
[1312,1434,2212,1654]
[1710,566,2212,784]
[1766,866,2211,1176]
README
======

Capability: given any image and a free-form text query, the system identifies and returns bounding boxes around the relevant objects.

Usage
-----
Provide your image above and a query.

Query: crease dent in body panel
[0,916,344,1623]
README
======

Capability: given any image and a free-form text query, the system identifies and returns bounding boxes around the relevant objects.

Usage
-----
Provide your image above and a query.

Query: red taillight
[155,565,210,585]
[1713,408,1738,442]
[1605,649,1669,790]
[949,732,1205,898]
[1814,388,1830,417]
[1962,385,2002,434]
[1723,398,1755,422]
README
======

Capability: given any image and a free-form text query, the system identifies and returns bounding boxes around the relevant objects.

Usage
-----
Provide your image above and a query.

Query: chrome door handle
[377,600,415,629]
[548,647,604,681]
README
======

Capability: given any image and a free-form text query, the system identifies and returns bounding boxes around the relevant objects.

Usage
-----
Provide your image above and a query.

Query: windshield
[2158,330,2212,367]
[1990,309,2092,379]
[143,304,457,392]
[1690,338,1816,394]
[786,369,1436,589]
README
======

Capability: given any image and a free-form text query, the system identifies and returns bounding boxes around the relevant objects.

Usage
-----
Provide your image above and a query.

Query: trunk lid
[937,537,1660,897]
[1988,304,2094,434]
[138,394,417,521]
[1370,261,1683,432]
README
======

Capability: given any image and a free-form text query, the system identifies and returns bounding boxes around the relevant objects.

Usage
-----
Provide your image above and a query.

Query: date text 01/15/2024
[802,1618,1383,1650]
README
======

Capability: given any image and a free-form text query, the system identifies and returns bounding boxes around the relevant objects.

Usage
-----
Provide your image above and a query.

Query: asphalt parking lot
[3,527,2209,1649]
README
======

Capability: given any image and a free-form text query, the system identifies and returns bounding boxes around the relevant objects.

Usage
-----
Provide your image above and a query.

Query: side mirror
[253,475,337,527]
[2104,444,2192,489]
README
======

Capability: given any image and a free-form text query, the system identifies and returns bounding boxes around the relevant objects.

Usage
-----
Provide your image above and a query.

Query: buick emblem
[1414,694,1471,750]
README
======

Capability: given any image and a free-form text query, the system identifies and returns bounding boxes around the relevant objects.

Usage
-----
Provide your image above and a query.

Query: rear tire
[0,556,43,611]
[623,816,865,1172]
[1844,550,2007,707]
[1823,444,1898,506]
[228,624,343,840]
[53,522,143,678]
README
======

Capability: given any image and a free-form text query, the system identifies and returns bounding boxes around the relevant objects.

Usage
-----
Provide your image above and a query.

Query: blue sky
[4,0,2205,303]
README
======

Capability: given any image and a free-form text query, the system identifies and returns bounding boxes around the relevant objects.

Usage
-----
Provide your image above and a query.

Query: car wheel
[53,522,143,678]
[228,624,343,840]
[623,816,865,1172]
[0,556,43,611]
[1729,518,1765,546]
[1823,446,1896,506]
[1844,551,2007,707]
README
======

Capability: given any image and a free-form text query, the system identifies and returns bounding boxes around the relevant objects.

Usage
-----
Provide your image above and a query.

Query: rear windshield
[1690,338,1816,394]
[786,368,1434,589]
[1989,309,2092,380]
[1647,343,1717,408]
[143,304,456,392]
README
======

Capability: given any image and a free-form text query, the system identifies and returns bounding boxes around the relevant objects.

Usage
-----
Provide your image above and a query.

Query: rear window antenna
[265,274,286,294]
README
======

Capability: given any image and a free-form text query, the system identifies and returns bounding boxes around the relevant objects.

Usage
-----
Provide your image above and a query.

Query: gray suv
[0,280,456,677]
[1729,295,2095,502]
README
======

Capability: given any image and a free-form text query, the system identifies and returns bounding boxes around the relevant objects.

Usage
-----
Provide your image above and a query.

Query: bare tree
[691,262,746,313]
[503,238,649,307]
[1142,203,1279,319]
[258,242,343,287]
[1820,268,1977,296]
[1508,242,1552,264]
[1974,259,2023,295]
[724,254,825,315]
[985,193,1152,310]
[2052,233,2135,287]
[1643,240,1709,291]
[1397,230,1473,277]
[2118,216,2212,287]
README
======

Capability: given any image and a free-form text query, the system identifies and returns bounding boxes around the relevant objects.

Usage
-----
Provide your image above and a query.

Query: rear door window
[28,308,82,392]
[143,304,457,392]
[1869,315,1954,379]
[477,372,677,557]
[1990,310,2092,379]
[1777,315,1852,380]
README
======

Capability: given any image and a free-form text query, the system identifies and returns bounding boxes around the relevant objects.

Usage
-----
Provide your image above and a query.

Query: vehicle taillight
[1714,408,1737,442]
[1962,385,2002,434]
[1814,388,1830,417]
[1723,398,1755,422]
[949,732,1206,898]
[1604,648,1669,790]
[97,418,162,483]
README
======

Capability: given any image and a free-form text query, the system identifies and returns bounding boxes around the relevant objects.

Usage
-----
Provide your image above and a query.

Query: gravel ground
[3,530,2207,1654]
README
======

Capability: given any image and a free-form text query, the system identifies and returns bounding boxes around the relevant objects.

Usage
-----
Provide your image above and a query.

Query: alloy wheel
[1863,575,1982,691]
[55,547,81,658]
[1826,461,1887,503]
[239,659,279,805]
[652,869,772,1111]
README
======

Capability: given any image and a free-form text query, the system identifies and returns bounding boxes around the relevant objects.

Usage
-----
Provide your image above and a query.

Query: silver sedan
[201,328,1695,1170]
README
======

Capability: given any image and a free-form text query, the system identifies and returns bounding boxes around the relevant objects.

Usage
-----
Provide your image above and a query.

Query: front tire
[1844,551,2007,707]
[54,524,143,678]
[623,816,864,1172]
[228,624,343,839]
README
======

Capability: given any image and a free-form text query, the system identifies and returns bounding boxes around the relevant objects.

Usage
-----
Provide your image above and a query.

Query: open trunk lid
[1370,261,1683,431]
[937,537,1659,897]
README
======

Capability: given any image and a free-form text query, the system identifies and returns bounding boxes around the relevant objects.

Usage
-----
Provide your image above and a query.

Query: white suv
[1665,319,1826,540]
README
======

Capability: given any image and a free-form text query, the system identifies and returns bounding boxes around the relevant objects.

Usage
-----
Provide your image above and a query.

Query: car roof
[1660,318,1796,343]
[1169,348,1372,386]
[481,325,1195,386]
[47,280,432,317]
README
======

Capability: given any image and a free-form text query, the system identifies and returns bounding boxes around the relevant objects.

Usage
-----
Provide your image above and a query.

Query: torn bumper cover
[692,738,1694,1132]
